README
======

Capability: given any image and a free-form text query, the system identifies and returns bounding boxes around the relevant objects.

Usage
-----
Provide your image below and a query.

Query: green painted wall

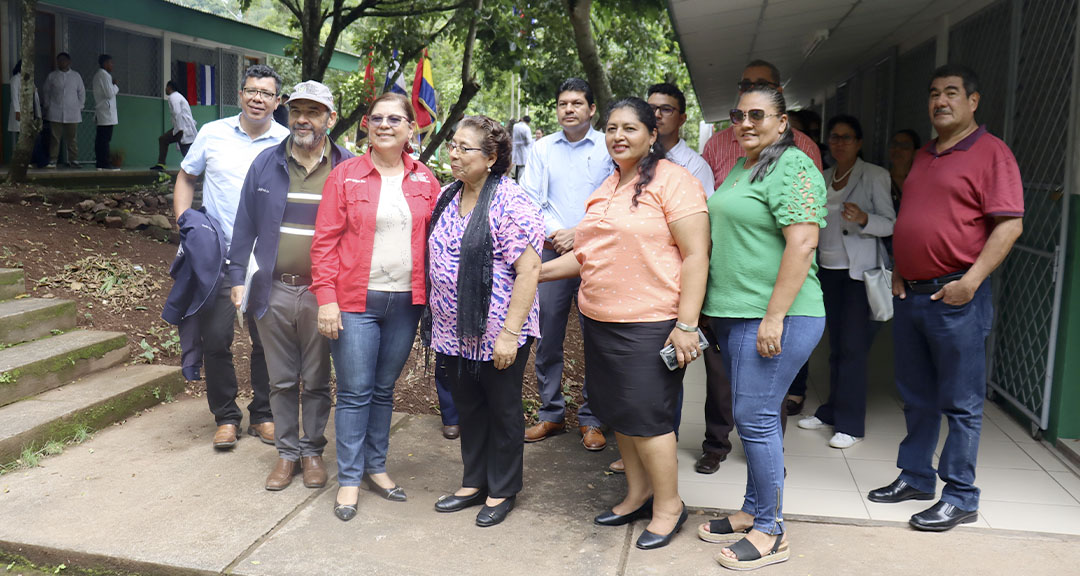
[1048,199,1080,442]
[42,0,359,71]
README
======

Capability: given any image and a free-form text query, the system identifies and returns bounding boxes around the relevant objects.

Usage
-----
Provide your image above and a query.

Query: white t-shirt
[818,183,850,270]
[367,172,413,291]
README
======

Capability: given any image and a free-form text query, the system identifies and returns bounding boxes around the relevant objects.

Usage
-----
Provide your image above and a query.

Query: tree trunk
[7,0,37,184]
[565,0,612,125]
[300,0,324,81]
[418,0,483,165]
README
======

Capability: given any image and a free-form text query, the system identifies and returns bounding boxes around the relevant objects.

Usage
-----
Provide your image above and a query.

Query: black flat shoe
[868,478,935,504]
[635,503,688,550]
[434,489,487,513]
[334,500,358,522]
[476,496,516,527]
[909,501,978,532]
[362,473,407,502]
[594,497,653,526]
[784,397,805,416]
[695,451,726,474]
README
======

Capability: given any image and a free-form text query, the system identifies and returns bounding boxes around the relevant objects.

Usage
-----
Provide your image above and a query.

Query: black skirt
[582,316,683,437]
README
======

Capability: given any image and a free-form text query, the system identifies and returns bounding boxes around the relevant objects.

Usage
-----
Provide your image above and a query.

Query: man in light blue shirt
[172,64,289,451]
[520,78,613,450]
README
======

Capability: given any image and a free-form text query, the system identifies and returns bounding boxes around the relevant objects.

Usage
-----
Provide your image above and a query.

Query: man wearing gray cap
[228,80,354,491]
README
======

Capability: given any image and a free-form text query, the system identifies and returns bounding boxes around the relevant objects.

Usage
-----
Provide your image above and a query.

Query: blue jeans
[534,248,600,427]
[711,316,825,535]
[894,281,992,511]
[331,291,423,487]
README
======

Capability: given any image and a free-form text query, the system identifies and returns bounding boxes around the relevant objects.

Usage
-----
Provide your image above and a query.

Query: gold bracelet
[502,326,521,337]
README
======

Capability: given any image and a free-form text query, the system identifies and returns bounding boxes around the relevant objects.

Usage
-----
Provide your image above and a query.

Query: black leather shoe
[434,490,487,513]
[784,397,804,416]
[909,501,978,532]
[867,478,935,504]
[476,496,516,527]
[695,451,726,474]
[635,503,688,550]
[334,500,358,522]
[362,473,407,502]
[594,497,653,526]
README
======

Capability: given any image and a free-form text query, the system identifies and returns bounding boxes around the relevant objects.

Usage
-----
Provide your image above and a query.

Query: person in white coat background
[152,80,198,170]
[42,52,84,168]
[9,59,41,135]
[93,54,119,170]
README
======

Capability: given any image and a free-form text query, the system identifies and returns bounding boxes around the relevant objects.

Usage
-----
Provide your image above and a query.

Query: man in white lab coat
[92,54,119,170]
[42,52,84,168]
[151,81,197,170]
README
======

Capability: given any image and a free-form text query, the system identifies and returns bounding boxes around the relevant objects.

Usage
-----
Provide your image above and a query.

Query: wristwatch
[675,321,697,333]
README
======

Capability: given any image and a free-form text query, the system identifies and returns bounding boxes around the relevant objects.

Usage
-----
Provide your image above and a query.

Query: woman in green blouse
[697,85,827,571]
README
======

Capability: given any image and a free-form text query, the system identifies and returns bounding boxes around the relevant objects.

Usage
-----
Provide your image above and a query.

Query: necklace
[831,163,855,186]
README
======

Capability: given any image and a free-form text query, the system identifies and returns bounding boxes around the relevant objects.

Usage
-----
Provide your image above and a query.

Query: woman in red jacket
[310,93,440,521]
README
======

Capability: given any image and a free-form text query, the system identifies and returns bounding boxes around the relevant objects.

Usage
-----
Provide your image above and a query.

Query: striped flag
[384,49,408,96]
[412,49,436,132]
[177,61,216,106]
[198,65,216,106]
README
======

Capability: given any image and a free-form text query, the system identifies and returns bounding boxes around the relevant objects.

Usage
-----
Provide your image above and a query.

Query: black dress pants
[439,339,532,499]
[95,125,113,168]
[198,288,272,427]
[701,322,735,456]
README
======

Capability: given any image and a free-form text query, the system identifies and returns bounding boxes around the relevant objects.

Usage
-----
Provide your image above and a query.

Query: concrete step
[0,330,128,408]
[0,268,25,301]
[0,298,77,345]
[0,364,184,463]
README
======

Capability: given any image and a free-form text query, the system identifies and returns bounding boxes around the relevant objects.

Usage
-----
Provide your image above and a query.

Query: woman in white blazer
[797,115,896,449]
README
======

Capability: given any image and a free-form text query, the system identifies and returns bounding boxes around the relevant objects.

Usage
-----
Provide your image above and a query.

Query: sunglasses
[737,80,780,92]
[368,114,408,127]
[729,108,781,124]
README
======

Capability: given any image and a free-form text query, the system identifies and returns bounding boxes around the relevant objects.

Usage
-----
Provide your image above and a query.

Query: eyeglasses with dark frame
[444,140,483,154]
[368,114,408,127]
[649,104,679,117]
[729,108,781,124]
[737,79,781,92]
[242,87,278,101]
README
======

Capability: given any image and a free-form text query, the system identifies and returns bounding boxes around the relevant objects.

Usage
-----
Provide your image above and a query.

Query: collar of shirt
[928,125,987,156]
[224,113,286,142]
[286,137,330,177]
[666,139,691,161]
[349,149,422,178]
[555,126,604,148]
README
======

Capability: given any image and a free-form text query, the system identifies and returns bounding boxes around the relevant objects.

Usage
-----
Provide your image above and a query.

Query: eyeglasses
[829,133,857,143]
[242,87,277,101]
[737,79,780,92]
[444,141,483,154]
[649,104,679,117]
[729,108,780,124]
[368,114,408,127]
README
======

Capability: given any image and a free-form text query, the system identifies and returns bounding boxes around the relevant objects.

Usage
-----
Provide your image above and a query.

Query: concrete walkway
[1,396,1078,576]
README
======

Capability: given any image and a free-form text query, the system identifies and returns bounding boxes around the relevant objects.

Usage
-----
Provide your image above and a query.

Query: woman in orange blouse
[541,97,710,550]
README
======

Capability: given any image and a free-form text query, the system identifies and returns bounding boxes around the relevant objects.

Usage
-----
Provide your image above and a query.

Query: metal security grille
[987,0,1077,431]
[66,17,105,164]
[870,56,895,165]
[105,27,162,98]
[221,51,241,107]
[949,0,1013,137]
[892,40,935,146]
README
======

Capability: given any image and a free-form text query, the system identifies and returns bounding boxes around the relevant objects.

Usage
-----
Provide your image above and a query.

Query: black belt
[276,272,312,286]
[905,270,966,294]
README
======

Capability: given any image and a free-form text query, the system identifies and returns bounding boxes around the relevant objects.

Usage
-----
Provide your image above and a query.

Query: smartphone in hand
[660,328,709,371]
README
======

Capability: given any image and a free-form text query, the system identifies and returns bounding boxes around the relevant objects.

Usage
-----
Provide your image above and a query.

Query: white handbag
[862,239,893,322]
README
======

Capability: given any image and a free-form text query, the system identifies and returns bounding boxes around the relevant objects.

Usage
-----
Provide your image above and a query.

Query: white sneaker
[828,432,863,449]
[798,416,827,430]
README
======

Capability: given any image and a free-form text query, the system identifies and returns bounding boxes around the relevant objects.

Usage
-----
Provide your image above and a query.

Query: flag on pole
[384,49,408,96]
[359,48,378,134]
[412,49,437,135]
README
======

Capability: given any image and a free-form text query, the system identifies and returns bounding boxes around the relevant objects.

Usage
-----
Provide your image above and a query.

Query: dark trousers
[811,268,881,437]
[198,288,272,427]
[701,321,735,456]
[440,338,532,499]
[95,125,113,168]
[158,130,191,164]
[895,280,992,511]
[434,358,459,426]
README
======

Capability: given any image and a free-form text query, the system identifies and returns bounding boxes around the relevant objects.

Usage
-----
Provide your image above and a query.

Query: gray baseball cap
[288,80,335,112]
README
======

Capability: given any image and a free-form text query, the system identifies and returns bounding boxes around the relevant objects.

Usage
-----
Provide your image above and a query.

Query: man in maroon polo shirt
[868,64,1024,532]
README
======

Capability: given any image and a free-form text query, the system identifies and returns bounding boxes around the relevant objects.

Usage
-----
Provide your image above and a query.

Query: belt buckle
[280,273,299,286]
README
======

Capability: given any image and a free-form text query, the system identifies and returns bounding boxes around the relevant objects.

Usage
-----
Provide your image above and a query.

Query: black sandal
[697,517,750,543]
[715,533,789,571]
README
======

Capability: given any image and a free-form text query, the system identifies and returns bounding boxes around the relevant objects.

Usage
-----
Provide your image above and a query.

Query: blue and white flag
[383,49,408,96]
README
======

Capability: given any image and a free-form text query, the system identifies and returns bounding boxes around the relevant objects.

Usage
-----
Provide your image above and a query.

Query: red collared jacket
[310,151,441,312]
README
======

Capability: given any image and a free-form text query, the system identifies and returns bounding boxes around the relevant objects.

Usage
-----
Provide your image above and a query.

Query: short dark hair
[646,82,686,113]
[242,64,282,95]
[165,80,179,93]
[558,78,594,106]
[57,52,71,61]
[894,128,922,150]
[827,114,863,140]
[458,115,513,176]
[744,59,781,85]
[521,115,531,123]
[930,63,979,96]
[98,54,112,68]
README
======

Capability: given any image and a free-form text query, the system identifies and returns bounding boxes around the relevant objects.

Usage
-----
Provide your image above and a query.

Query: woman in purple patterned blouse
[424,116,544,528]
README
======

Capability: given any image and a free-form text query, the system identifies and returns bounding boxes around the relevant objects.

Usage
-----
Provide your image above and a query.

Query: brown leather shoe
[608,458,625,474]
[248,421,275,445]
[442,425,460,440]
[301,455,328,488]
[265,458,300,491]
[581,426,607,451]
[213,424,239,450]
[524,420,565,443]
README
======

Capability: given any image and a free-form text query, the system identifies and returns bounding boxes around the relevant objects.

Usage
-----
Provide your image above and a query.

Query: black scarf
[421,173,499,365]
